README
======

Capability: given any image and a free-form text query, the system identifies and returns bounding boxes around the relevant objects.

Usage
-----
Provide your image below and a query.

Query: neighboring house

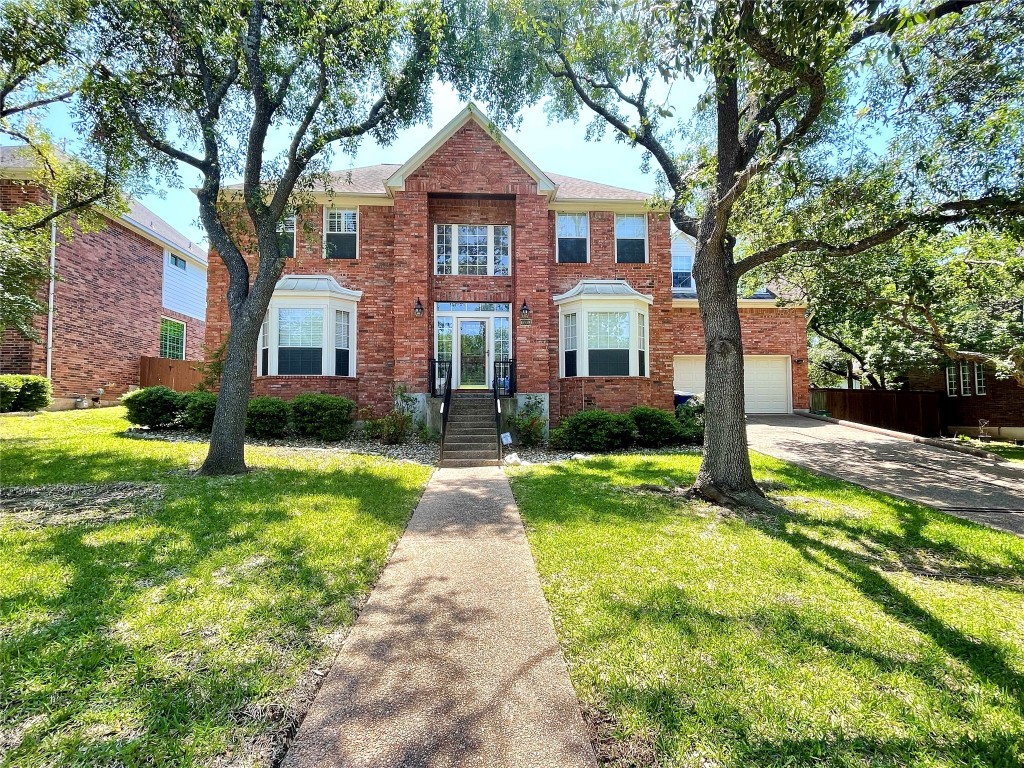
[0,146,208,408]
[908,362,1024,440]
[205,105,808,425]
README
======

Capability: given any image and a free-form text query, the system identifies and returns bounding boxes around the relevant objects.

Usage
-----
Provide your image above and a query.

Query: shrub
[122,386,184,428]
[629,406,686,448]
[550,409,635,452]
[182,391,218,432]
[291,393,355,441]
[507,395,546,447]
[246,396,290,439]
[380,411,413,444]
[675,400,705,444]
[0,374,52,412]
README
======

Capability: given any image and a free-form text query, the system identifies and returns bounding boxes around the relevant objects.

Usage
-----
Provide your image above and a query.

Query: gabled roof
[386,104,557,194]
[546,173,649,202]
[0,145,207,265]
[275,274,363,301]
[554,279,653,305]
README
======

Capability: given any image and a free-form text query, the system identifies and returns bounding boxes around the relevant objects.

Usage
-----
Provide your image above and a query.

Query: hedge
[122,386,184,428]
[0,375,52,412]
[291,393,355,441]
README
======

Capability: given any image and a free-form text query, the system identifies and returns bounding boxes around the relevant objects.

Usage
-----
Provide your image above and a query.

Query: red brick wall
[0,179,206,400]
[672,305,810,409]
[909,367,1024,430]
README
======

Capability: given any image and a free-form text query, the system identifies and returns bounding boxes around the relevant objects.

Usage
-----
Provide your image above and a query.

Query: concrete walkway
[282,467,597,768]
[747,415,1024,535]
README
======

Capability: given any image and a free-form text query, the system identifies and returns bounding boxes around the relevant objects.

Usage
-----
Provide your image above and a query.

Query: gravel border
[124,428,440,466]
[508,445,703,466]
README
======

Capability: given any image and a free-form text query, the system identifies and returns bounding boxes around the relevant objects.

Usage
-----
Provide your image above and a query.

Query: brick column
[391,191,431,393]
[513,193,552,396]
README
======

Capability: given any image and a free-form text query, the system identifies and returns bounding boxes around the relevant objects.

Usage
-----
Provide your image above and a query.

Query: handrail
[492,382,503,460]
[438,359,453,456]
[493,358,515,398]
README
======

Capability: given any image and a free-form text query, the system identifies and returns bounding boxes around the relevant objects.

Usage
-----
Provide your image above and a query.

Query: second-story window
[435,224,512,276]
[325,209,357,259]
[169,253,187,271]
[278,215,296,258]
[556,213,588,263]
[615,213,647,263]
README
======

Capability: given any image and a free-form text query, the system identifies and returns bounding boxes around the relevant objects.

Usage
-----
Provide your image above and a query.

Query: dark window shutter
[326,232,357,259]
[557,238,587,263]
[616,239,646,263]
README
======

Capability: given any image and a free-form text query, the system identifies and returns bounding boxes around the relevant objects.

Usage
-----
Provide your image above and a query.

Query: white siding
[162,251,207,320]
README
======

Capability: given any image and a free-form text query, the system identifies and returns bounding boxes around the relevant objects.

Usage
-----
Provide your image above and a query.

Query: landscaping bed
[509,453,1024,767]
[0,408,431,767]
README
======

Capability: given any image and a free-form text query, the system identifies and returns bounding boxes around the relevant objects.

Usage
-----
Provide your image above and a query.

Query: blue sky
[24,81,702,250]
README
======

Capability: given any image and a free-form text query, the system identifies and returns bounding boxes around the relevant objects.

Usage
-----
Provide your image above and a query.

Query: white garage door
[673,355,791,414]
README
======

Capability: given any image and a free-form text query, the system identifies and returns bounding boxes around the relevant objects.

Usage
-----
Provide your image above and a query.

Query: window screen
[557,213,588,263]
[587,311,630,375]
[326,210,357,259]
[615,214,646,263]
[278,308,323,375]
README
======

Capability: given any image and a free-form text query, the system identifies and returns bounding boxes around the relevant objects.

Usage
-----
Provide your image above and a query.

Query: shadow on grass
[514,457,1024,767]
[0,458,425,766]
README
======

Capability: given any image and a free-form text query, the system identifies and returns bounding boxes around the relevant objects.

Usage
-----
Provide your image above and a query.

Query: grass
[983,442,1024,464]
[510,453,1024,768]
[0,408,431,767]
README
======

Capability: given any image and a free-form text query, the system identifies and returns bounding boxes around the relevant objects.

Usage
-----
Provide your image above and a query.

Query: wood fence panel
[139,356,203,392]
[809,388,941,437]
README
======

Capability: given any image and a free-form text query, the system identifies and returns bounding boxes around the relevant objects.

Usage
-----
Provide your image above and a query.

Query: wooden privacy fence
[809,388,942,437]
[139,356,203,392]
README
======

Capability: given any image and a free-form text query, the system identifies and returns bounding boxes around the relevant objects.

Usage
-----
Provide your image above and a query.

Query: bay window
[555,280,652,378]
[615,213,647,263]
[435,224,512,276]
[556,213,589,263]
[257,275,362,376]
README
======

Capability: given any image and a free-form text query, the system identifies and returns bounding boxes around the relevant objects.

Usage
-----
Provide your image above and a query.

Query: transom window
[325,209,357,259]
[435,224,511,276]
[159,317,185,360]
[615,214,647,263]
[556,213,589,263]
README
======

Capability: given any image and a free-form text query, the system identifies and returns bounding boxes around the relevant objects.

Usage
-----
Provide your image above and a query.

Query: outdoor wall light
[413,298,424,318]
[795,358,805,364]
[520,300,531,321]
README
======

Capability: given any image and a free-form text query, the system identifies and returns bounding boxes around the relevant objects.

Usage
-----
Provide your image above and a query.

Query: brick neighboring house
[908,362,1024,441]
[205,105,808,426]
[1,146,208,408]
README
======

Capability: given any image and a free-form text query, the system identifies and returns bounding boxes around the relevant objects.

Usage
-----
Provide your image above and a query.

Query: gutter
[45,191,57,380]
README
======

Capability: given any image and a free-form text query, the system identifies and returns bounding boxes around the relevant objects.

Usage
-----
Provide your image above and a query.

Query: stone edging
[794,410,1006,462]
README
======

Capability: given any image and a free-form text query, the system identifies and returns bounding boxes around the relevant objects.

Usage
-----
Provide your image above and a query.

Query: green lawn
[510,454,1024,768]
[985,443,1024,464]
[0,408,431,767]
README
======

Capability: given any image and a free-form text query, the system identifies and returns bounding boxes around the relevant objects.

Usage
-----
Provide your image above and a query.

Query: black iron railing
[493,359,515,398]
[429,358,451,398]
[438,359,454,456]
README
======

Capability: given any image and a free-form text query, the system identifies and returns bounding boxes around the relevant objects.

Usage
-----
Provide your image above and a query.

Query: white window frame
[433,223,512,277]
[614,213,648,264]
[975,363,987,395]
[324,207,359,259]
[946,365,958,396]
[159,316,186,360]
[258,294,359,377]
[168,252,187,271]
[278,214,297,258]
[557,299,650,378]
[555,212,590,264]
[960,360,972,396]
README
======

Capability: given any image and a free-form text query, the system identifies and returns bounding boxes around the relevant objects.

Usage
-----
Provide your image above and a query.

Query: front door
[458,319,488,388]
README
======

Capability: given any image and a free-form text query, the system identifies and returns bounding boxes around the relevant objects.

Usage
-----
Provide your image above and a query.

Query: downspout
[45,191,57,380]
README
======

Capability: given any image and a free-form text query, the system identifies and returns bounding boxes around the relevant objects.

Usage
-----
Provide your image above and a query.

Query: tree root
[685,482,777,511]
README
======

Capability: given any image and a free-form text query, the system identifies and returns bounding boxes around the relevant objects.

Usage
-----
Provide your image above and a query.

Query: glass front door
[458,320,488,388]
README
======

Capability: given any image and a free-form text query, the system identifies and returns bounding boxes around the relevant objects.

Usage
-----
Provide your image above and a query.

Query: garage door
[673,355,791,414]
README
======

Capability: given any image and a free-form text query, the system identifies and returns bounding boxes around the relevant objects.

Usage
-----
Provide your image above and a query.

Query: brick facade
[0,178,206,404]
[205,115,808,420]
[908,367,1024,436]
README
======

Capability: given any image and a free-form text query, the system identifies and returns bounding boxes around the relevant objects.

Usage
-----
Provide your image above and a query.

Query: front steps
[441,395,501,467]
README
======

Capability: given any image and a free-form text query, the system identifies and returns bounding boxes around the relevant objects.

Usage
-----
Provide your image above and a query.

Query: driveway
[747,415,1024,535]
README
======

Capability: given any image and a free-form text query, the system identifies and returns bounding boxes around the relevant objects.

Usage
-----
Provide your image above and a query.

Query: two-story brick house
[0,146,208,408]
[204,105,808,428]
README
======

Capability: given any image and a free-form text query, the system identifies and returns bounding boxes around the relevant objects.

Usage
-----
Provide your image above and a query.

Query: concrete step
[442,449,500,460]
[439,458,502,468]
[448,413,494,422]
[444,440,498,451]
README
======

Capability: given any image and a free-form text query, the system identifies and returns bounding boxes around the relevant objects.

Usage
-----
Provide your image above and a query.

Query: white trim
[614,212,648,264]
[975,362,987,395]
[557,297,650,378]
[946,365,958,396]
[672,298,804,308]
[323,206,359,260]
[434,302,513,389]
[555,211,590,264]
[549,199,652,213]
[386,104,556,194]
[959,360,972,396]
[159,315,187,360]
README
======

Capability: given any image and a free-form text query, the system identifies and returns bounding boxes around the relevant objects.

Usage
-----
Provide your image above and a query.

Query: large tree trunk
[198,305,262,475]
[692,236,762,502]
